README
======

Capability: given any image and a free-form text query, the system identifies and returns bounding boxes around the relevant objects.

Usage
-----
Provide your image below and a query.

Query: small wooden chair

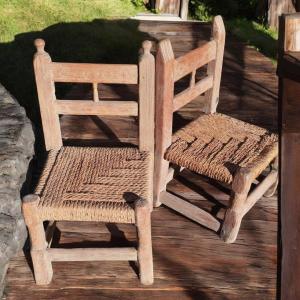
[154,16,278,243]
[22,39,155,285]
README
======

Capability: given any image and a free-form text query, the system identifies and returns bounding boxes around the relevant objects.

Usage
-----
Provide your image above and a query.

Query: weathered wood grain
[6,19,278,300]
[278,13,300,300]
[52,62,138,84]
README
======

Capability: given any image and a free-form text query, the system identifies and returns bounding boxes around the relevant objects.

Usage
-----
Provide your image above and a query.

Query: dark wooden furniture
[277,13,300,300]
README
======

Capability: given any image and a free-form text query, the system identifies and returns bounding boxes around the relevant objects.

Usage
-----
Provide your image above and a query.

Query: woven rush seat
[165,113,278,184]
[34,146,152,224]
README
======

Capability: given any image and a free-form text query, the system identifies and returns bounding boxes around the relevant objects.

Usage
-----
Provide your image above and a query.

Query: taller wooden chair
[22,39,155,285]
[154,16,278,243]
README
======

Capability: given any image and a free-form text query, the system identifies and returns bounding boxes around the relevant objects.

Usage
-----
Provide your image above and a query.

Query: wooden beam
[33,39,62,151]
[160,191,221,232]
[173,75,213,111]
[154,39,175,207]
[204,16,225,113]
[135,199,153,285]
[243,170,278,215]
[48,248,138,261]
[22,195,53,284]
[180,0,189,20]
[55,100,138,116]
[155,0,181,15]
[284,13,300,51]
[268,0,296,30]
[174,40,216,81]
[138,40,155,154]
[52,62,138,84]
[278,14,300,300]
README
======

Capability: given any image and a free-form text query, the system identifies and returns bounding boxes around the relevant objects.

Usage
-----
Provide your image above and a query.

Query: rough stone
[0,84,34,296]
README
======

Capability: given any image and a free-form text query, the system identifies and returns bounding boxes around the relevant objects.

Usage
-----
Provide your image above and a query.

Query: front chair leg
[22,195,53,285]
[135,199,153,285]
[221,168,252,244]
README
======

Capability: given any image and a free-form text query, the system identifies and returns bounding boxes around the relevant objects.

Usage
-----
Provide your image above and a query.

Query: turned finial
[34,38,45,53]
[142,40,152,54]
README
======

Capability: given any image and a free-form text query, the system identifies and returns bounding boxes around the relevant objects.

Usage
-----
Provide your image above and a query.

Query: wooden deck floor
[4,20,278,300]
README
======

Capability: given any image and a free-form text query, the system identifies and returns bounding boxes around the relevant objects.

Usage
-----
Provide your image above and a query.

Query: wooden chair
[22,39,155,285]
[154,16,278,243]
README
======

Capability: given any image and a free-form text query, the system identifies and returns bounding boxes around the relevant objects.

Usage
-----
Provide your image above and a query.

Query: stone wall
[0,84,34,295]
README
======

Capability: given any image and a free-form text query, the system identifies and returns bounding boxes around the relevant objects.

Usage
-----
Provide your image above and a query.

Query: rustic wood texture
[138,41,155,154]
[55,100,138,116]
[284,13,300,51]
[154,39,175,207]
[278,14,300,300]
[52,62,138,84]
[135,199,154,285]
[268,0,296,30]
[153,16,277,243]
[6,20,278,299]
[33,39,62,151]
[204,15,225,113]
[155,0,181,15]
[27,39,155,286]
[174,40,216,81]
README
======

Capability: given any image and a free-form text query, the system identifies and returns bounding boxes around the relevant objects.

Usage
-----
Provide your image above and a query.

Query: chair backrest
[33,39,155,153]
[154,16,225,198]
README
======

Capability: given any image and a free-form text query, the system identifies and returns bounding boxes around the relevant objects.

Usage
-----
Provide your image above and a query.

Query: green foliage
[190,1,212,21]
[0,0,147,126]
[131,0,146,8]
[0,0,146,43]
[189,0,261,21]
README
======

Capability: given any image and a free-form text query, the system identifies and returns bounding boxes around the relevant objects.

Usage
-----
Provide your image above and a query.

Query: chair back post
[204,15,225,113]
[154,39,175,206]
[33,39,62,151]
[138,41,155,154]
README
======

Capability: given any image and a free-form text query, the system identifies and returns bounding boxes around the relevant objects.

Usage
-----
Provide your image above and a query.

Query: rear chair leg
[22,195,53,285]
[264,157,279,198]
[221,168,252,244]
[135,199,153,285]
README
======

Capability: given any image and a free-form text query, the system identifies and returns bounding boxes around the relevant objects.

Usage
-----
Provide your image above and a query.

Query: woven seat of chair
[165,113,278,184]
[34,147,152,224]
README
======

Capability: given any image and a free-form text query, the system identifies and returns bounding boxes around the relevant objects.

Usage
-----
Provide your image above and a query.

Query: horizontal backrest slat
[174,40,216,81]
[173,75,213,111]
[52,62,138,84]
[55,100,138,116]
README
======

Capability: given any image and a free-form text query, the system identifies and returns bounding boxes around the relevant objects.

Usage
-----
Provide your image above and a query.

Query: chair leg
[221,191,248,243]
[264,157,279,198]
[154,152,170,208]
[135,199,153,285]
[22,195,53,285]
[221,168,252,244]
